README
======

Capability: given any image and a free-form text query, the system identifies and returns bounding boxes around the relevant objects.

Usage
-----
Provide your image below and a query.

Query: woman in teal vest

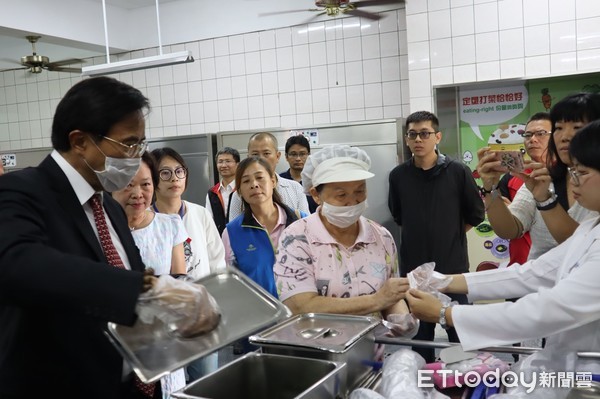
[222,156,306,298]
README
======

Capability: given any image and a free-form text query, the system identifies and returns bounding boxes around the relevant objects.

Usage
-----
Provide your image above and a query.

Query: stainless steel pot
[249,313,381,395]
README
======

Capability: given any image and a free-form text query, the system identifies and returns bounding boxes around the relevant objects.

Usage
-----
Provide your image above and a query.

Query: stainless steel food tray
[107,268,292,382]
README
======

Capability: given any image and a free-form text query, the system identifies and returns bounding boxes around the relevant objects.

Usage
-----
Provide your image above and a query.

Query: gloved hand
[383,313,420,338]
[136,275,221,338]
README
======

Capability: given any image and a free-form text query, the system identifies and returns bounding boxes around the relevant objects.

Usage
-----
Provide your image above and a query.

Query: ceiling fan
[260,0,402,22]
[0,35,85,74]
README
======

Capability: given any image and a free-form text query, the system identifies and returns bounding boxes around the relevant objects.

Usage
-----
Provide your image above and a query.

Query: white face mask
[85,141,141,192]
[321,200,368,228]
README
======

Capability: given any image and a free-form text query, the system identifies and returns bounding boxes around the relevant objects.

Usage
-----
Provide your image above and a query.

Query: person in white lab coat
[407,119,600,378]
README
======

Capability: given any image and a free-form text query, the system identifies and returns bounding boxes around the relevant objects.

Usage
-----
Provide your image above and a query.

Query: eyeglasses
[287,151,309,159]
[568,167,586,186]
[217,159,235,165]
[159,166,188,181]
[100,135,148,158]
[521,130,551,139]
[406,130,438,140]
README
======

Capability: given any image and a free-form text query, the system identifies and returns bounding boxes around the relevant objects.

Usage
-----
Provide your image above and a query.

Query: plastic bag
[379,349,427,399]
[383,313,420,338]
[423,352,510,389]
[136,275,221,338]
[408,262,455,306]
[349,388,386,399]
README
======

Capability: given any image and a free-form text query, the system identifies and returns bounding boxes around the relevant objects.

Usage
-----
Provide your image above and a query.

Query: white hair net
[301,144,374,194]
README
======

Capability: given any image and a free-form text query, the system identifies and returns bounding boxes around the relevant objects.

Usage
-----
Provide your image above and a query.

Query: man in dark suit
[0,77,159,398]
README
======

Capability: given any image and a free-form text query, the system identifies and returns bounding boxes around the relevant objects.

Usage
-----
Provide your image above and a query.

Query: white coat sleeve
[201,207,226,273]
[453,235,600,351]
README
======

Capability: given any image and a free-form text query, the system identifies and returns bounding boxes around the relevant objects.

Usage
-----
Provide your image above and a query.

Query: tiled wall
[406,0,600,112]
[0,8,408,151]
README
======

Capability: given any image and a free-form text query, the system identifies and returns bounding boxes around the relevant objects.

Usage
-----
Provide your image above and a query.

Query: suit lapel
[40,156,105,261]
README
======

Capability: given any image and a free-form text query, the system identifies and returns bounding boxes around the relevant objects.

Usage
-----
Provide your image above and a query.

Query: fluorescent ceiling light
[81,50,194,77]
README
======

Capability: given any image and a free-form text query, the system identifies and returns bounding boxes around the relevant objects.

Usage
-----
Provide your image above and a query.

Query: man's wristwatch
[535,188,557,211]
[439,304,451,330]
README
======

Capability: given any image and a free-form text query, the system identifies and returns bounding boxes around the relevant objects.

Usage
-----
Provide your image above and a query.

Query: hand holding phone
[495,150,525,173]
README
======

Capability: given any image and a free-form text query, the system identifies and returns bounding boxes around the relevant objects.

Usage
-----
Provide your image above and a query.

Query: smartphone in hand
[495,150,525,173]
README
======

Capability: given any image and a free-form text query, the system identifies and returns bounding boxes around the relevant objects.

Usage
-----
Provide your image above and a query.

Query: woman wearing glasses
[407,120,600,395]
[151,147,226,381]
[478,93,600,260]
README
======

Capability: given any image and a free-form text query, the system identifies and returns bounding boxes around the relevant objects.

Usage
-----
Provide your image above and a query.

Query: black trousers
[411,293,469,363]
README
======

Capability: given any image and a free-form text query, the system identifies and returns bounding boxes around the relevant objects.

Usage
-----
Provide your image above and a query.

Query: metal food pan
[107,268,292,383]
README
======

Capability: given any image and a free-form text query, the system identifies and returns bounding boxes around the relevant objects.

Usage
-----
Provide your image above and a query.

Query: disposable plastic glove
[383,313,420,338]
[136,275,221,338]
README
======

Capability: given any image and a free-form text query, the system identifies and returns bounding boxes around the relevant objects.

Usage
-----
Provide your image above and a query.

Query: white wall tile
[279,92,296,115]
[309,42,327,66]
[343,37,363,62]
[430,38,452,68]
[364,83,383,107]
[475,32,499,62]
[232,98,249,120]
[343,17,362,39]
[498,0,523,30]
[500,58,524,78]
[476,60,500,81]
[474,3,498,33]
[187,81,203,103]
[576,0,600,18]
[204,101,220,123]
[577,48,600,71]
[160,85,175,106]
[362,35,381,60]
[406,13,430,43]
[261,49,277,72]
[524,25,550,56]
[296,113,314,126]
[451,6,475,36]
[263,94,280,117]
[293,44,310,68]
[360,18,379,36]
[549,0,576,23]
[409,96,433,113]
[328,64,346,87]
[216,78,232,99]
[308,23,326,43]
[230,54,246,76]
[577,17,600,50]
[453,64,477,83]
[523,0,549,26]
[399,30,408,55]
[294,67,312,91]
[550,51,577,74]
[345,61,364,86]
[246,74,263,96]
[383,81,402,105]
[381,56,401,81]
[429,10,452,40]
[408,41,431,70]
[278,70,295,93]
[331,110,348,123]
[363,59,382,84]
[313,112,331,125]
[276,47,294,71]
[229,35,245,54]
[347,85,365,109]
[247,95,264,118]
[329,87,347,111]
[231,76,247,98]
[550,21,577,53]
[202,79,218,101]
[259,30,276,50]
[365,107,384,120]
[244,32,260,52]
[428,0,450,11]
[214,37,229,57]
[245,52,261,75]
[380,32,400,57]
[275,27,293,48]
[280,115,297,127]
[452,35,476,64]
[199,40,215,58]
[292,25,309,45]
[430,66,453,86]
[162,105,177,126]
[176,104,191,125]
[201,58,216,79]
[296,90,313,114]
[325,20,343,42]
[405,0,428,15]
[499,28,524,59]
[311,66,328,89]
[524,55,551,77]
[215,56,231,78]
[174,83,189,105]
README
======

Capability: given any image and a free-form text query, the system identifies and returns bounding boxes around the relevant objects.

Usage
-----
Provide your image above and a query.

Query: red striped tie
[89,194,155,397]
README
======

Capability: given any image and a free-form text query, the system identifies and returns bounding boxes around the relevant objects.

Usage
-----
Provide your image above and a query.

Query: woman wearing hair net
[274,144,417,337]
